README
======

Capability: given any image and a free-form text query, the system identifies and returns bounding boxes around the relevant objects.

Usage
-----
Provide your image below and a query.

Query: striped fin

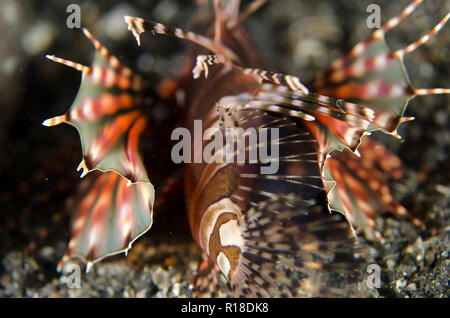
[189,106,368,297]
[225,108,324,205]
[254,84,372,127]
[322,138,424,242]
[192,54,227,79]
[44,29,155,268]
[124,16,240,63]
[314,0,423,86]
[189,198,368,297]
[228,198,367,297]
[242,68,309,94]
[188,105,323,220]
[43,29,150,184]
[312,3,450,137]
[227,84,376,155]
[187,12,448,157]
[58,171,154,272]
[192,54,309,94]
[193,58,376,155]
[124,1,268,63]
[294,2,448,241]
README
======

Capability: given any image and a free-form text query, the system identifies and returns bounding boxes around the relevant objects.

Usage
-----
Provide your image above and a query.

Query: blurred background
[0,0,448,297]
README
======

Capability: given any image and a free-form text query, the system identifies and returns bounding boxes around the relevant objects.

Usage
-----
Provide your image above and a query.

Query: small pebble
[395,278,407,290]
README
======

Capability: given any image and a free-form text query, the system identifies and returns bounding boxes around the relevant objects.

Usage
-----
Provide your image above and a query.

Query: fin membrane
[59,171,154,271]
[323,137,423,241]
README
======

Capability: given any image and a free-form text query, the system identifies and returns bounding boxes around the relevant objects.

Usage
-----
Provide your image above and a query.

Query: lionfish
[42,0,449,297]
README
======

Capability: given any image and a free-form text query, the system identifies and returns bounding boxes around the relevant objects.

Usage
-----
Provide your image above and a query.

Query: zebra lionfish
[43,0,449,297]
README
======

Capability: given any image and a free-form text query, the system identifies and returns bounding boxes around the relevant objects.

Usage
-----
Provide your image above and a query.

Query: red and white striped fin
[316,13,449,89]
[42,114,68,127]
[414,88,450,96]
[312,3,450,139]
[230,84,376,155]
[43,29,149,184]
[57,171,154,272]
[316,0,424,79]
[322,137,424,242]
[393,12,449,58]
[45,55,91,74]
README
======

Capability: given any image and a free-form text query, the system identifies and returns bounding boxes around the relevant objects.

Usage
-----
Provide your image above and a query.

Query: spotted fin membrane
[44,0,449,296]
